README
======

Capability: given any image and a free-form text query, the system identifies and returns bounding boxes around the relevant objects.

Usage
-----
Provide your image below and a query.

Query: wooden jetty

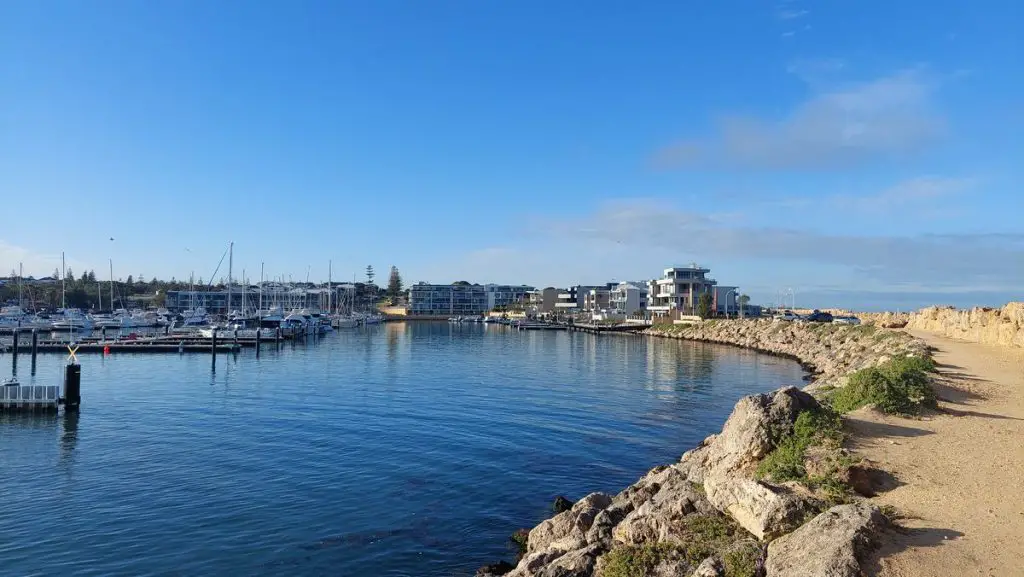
[566,322,652,334]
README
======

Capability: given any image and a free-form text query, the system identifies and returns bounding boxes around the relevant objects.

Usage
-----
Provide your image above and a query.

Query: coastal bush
[722,543,762,577]
[601,543,677,577]
[831,356,936,415]
[601,514,751,577]
[757,407,843,482]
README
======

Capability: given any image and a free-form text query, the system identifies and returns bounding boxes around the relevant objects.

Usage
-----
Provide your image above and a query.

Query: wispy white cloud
[0,240,79,278]
[535,200,1024,291]
[777,8,808,20]
[827,176,977,212]
[652,69,945,170]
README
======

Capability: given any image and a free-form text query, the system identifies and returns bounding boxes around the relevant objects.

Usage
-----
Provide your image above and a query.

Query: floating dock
[0,384,61,411]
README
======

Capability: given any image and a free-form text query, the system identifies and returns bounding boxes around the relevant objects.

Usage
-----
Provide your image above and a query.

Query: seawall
[646,319,927,392]
[908,302,1024,348]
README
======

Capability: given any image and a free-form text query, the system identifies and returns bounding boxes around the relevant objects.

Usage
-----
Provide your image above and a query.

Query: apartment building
[408,283,490,316]
[527,288,559,313]
[485,284,534,311]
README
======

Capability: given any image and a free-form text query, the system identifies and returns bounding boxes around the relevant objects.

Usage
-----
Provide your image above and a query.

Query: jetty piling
[255,327,262,357]
[30,329,38,375]
[11,332,19,374]
[63,363,81,409]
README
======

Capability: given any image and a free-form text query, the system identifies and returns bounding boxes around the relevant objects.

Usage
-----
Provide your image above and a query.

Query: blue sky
[1,0,1021,310]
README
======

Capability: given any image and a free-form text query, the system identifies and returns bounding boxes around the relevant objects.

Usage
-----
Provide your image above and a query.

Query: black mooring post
[211,328,217,370]
[64,363,81,409]
[30,329,38,375]
[12,331,19,374]
[255,327,262,357]
[275,327,281,347]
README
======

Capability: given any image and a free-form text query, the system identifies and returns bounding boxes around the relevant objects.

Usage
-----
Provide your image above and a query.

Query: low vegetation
[510,529,529,558]
[831,356,937,415]
[757,407,843,483]
[601,514,760,577]
[757,406,858,505]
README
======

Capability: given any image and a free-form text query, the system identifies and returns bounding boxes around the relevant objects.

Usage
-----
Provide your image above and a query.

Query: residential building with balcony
[554,283,616,312]
[610,282,649,315]
[647,265,718,316]
[485,284,534,311]
[408,283,489,316]
[527,288,559,313]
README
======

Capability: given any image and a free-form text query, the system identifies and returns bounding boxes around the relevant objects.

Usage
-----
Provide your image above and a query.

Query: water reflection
[59,410,79,471]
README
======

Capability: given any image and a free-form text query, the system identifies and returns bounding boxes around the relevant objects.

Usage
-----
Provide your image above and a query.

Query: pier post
[275,327,281,347]
[255,327,262,357]
[64,363,81,409]
[233,328,238,346]
[211,328,217,370]
[31,329,38,375]
[12,330,19,373]
[101,326,107,341]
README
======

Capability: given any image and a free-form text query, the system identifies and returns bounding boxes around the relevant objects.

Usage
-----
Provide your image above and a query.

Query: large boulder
[765,503,889,577]
[613,471,718,545]
[676,387,822,537]
[703,476,818,540]
[679,387,820,482]
[526,492,612,555]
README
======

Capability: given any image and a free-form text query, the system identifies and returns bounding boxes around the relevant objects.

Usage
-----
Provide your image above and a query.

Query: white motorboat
[51,308,94,331]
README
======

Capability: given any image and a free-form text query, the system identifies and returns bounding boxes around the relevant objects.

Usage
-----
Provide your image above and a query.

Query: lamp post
[725,288,737,318]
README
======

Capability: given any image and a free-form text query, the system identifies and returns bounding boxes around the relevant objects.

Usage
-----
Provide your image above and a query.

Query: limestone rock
[476,560,515,576]
[682,387,819,481]
[765,503,889,577]
[613,470,717,545]
[703,476,817,540]
[909,303,1024,348]
[527,492,612,555]
[690,557,724,577]
[552,495,574,514]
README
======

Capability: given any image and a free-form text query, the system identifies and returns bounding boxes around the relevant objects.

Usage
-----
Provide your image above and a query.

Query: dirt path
[844,330,1024,576]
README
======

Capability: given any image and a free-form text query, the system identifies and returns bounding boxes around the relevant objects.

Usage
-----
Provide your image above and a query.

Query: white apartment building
[610,282,649,315]
[647,264,718,316]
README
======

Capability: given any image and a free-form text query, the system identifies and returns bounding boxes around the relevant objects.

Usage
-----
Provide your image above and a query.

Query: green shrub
[831,356,936,415]
[756,407,843,482]
[602,543,677,577]
[723,544,762,577]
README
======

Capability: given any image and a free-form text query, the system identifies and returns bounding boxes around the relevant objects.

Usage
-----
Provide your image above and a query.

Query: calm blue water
[0,322,804,576]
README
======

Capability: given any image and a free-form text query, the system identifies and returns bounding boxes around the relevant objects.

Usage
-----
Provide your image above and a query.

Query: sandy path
[844,330,1024,576]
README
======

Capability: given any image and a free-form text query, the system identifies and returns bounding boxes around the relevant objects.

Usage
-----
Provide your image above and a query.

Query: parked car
[774,310,800,321]
[802,310,833,323]
[832,315,861,325]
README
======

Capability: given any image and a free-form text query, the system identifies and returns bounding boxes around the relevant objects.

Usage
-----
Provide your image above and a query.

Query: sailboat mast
[109,259,114,312]
[328,260,332,314]
[227,241,233,316]
[61,252,66,309]
[18,262,23,308]
[241,269,246,315]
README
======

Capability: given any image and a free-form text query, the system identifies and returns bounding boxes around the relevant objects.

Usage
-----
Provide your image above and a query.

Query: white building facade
[610,282,649,315]
[647,265,718,317]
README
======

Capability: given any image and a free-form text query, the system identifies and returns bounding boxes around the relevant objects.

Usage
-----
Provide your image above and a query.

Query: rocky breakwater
[856,311,910,329]
[477,320,931,577]
[645,319,927,392]
[908,302,1024,348]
